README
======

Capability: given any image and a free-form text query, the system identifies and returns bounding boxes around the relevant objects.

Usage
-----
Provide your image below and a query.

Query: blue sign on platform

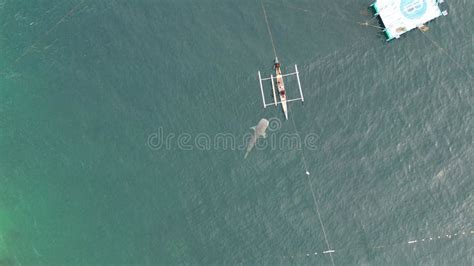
[400,0,427,20]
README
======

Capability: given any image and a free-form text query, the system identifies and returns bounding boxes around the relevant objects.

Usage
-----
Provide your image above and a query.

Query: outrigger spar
[257,57,304,120]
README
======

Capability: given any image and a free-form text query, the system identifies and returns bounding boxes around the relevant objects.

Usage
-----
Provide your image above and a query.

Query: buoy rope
[14,0,86,63]
[259,0,278,58]
[290,114,335,266]
[421,31,473,80]
[264,1,381,31]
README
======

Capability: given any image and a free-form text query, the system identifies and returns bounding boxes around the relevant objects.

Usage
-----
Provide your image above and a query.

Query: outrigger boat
[257,57,304,120]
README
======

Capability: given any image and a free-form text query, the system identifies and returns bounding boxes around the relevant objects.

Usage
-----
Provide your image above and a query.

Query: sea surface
[1,0,473,265]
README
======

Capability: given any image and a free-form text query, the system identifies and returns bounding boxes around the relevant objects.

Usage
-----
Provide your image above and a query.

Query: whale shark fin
[262,132,267,138]
[250,126,256,131]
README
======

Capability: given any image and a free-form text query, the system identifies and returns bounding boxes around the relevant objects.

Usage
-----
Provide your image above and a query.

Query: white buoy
[306,171,310,175]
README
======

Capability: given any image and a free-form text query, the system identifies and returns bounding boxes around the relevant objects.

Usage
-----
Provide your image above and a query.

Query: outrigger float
[257,58,304,120]
[371,0,448,41]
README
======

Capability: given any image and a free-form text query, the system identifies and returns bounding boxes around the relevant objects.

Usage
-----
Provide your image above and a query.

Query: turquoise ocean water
[1,0,473,265]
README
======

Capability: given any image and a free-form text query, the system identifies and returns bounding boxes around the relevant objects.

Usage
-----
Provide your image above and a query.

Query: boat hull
[275,65,288,120]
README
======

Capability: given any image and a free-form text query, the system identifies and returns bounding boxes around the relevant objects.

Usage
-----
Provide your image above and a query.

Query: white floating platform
[371,0,448,41]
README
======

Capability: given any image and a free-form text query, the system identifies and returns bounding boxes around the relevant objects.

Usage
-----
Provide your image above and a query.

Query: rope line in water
[285,112,472,264]
[265,0,474,81]
[256,3,471,265]
[235,228,473,263]
[14,0,85,63]
[290,114,335,266]
[356,21,384,29]
[258,1,334,263]
[283,229,474,260]
[259,0,278,58]
[290,115,310,175]
[420,31,473,80]
[264,1,381,31]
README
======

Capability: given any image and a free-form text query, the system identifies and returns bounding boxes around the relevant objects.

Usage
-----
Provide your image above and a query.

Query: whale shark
[244,119,269,159]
